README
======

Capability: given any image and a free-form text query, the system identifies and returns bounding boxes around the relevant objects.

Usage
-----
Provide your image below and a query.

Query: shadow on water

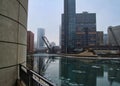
[27,54,120,86]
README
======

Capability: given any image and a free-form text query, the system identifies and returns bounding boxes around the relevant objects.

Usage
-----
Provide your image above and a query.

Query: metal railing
[19,64,56,86]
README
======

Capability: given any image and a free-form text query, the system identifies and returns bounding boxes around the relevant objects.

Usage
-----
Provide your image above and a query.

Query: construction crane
[42,36,55,53]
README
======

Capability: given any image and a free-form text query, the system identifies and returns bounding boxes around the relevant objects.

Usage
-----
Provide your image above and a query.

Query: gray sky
[28,0,120,45]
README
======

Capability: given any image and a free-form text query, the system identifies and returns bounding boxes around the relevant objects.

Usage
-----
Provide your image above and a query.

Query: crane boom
[42,36,53,53]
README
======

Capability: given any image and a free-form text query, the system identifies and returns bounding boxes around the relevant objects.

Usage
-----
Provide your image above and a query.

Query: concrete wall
[0,0,28,86]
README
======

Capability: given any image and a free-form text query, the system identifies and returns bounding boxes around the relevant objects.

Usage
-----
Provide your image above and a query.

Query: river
[28,54,120,86]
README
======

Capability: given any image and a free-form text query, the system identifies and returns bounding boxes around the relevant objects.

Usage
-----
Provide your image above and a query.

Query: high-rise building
[61,0,76,53]
[27,31,34,54]
[37,28,45,50]
[108,26,120,46]
[0,0,28,85]
[61,11,97,52]
[76,12,96,48]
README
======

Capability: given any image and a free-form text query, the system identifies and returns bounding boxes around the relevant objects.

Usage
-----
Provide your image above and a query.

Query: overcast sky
[28,0,120,45]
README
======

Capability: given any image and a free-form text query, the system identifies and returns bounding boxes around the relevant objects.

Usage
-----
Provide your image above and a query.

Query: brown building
[27,31,34,54]
[75,12,97,48]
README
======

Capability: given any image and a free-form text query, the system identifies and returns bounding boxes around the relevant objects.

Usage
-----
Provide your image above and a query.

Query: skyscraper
[61,0,98,53]
[61,0,76,53]
[37,28,45,50]
[61,12,97,52]
[76,12,96,47]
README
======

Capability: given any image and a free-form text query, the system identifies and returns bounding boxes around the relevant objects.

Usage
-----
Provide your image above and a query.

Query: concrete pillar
[0,0,28,86]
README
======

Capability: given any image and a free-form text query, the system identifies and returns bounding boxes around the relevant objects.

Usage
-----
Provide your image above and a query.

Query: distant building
[27,31,34,54]
[50,42,56,47]
[96,31,103,45]
[108,26,120,46]
[76,12,96,48]
[37,28,45,50]
[103,34,108,45]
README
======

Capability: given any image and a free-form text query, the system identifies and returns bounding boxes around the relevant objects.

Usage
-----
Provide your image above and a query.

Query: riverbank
[31,53,120,60]
[58,53,120,60]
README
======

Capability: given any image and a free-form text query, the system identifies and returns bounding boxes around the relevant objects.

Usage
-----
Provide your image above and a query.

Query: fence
[19,64,55,86]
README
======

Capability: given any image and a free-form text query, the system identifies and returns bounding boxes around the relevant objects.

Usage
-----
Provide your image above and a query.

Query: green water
[32,54,120,86]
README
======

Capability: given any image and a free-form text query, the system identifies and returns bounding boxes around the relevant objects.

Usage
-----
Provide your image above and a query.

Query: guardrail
[19,64,56,86]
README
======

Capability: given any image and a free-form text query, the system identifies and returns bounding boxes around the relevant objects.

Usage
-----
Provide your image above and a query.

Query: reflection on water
[59,58,103,86]
[28,54,120,86]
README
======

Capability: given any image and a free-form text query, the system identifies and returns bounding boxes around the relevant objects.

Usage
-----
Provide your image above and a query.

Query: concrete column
[0,0,28,86]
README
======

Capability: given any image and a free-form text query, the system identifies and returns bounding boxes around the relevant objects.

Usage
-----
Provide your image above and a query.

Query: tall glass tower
[62,0,76,53]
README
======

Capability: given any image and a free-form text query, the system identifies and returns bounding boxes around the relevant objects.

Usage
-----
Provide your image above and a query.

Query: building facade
[0,0,28,85]
[61,0,76,53]
[76,12,96,48]
[27,31,34,54]
[108,26,120,46]
[61,11,97,53]
[37,28,45,50]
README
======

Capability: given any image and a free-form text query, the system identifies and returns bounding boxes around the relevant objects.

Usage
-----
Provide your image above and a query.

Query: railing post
[19,64,21,81]
[19,64,55,86]
[28,70,33,86]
